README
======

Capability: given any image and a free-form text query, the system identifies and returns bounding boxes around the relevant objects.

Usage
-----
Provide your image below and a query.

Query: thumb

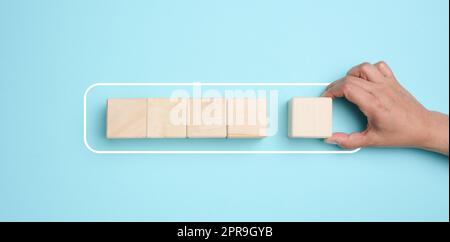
[325,132,370,149]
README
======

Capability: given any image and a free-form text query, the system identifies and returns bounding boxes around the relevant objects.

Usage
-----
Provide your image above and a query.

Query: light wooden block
[106,98,147,139]
[187,98,227,138]
[289,97,332,138]
[227,98,268,138]
[147,98,188,138]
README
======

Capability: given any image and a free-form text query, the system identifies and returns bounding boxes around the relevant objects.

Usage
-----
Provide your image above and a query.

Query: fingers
[325,131,371,149]
[322,77,375,114]
[347,62,385,83]
[324,76,374,94]
[374,61,394,78]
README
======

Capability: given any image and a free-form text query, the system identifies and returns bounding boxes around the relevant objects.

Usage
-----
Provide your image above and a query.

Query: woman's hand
[323,62,449,155]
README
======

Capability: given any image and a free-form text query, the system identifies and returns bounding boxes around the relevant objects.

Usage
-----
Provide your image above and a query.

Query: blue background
[0,0,448,221]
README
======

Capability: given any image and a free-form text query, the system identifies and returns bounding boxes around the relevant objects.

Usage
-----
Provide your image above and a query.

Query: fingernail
[325,139,339,145]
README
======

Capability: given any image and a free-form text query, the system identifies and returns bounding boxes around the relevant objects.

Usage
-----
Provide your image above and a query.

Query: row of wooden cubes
[107,97,333,139]
[106,98,268,139]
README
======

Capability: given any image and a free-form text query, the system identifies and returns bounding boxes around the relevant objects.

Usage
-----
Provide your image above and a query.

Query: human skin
[322,61,449,156]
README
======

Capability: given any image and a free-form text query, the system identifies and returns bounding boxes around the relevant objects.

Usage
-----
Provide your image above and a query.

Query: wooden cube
[288,97,332,138]
[187,98,227,138]
[227,98,268,138]
[147,98,188,138]
[106,98,148,139]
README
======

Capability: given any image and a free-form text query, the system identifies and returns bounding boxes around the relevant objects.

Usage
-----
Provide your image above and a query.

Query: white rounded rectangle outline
[83,82,361,154]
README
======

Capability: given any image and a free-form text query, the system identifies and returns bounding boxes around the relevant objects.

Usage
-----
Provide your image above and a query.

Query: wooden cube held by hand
[289,97,332,138]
